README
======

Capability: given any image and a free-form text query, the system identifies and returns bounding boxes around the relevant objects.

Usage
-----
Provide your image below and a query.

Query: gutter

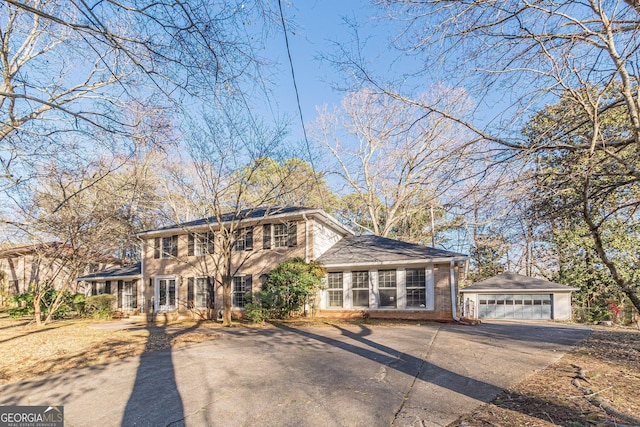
[321,256,469,269]
[450,260,460,322]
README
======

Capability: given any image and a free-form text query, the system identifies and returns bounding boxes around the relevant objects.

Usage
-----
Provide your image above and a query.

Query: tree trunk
[33,293,42,327]
[43,281,69,325]
[222,278,232,326]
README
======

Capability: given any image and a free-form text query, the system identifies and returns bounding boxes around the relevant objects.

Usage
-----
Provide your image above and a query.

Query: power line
[277,0,327,210]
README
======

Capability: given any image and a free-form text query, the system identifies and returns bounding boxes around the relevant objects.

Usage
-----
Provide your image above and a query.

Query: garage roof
[460,272,578,292]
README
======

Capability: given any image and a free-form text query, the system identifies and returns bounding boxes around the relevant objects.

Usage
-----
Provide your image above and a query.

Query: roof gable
[316,234,467,267]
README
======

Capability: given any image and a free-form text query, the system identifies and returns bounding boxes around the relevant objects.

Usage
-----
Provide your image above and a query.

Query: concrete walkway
[0,321,590,427]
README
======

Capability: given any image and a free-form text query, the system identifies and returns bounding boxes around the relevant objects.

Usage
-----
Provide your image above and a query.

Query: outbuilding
[460,272,578,320]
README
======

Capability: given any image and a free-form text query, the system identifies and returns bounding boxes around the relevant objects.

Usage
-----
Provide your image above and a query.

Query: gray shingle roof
[316,234,467,267]
[460,272,578,292]
[76,262,141,281]
[139,206,351,236]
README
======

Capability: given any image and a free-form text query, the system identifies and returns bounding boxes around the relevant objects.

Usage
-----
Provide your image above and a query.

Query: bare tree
[356,1,640,307]
[312,87,473,244]
[163,108,301,326]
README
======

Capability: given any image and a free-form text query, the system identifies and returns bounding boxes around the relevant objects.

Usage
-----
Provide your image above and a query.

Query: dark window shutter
[117,280,123,308]
[132,281,138,308]
[245,227,253,250]
[91,281,97,295]
[187,277,194,309]
[288,222,298,247]
[149,278,153,288]
[207,277,215,308]
[188,234,194,256]
[105,280,111,294]
[154,238,160,259]
[172,235,178,256]
[245,275,253,298]
[207,232,215,254]
[263,224,271,249]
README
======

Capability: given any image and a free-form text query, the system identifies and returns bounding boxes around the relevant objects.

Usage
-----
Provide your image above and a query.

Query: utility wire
[277,0,327,210]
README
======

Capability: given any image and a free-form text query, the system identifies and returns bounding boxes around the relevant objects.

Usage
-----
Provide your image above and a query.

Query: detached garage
[460,272,578,321]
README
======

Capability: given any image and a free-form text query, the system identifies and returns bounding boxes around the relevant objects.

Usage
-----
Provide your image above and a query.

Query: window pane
[405,269,425,288]
[196,278,208,308]
[273,224,288,248]
[378,270,396,288]
[168,280,176,307]
[406,289,426,308]
[380,289,397,307]
[352,271,369,288]
[162,237,173,258]
[232,276,249,308]
[328,290,343,307]
[352,289,369,307]
[327,272,343,289]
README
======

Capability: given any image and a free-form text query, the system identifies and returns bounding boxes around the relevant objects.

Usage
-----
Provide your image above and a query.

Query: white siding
[313,221,344,258]
[553,292,573,320]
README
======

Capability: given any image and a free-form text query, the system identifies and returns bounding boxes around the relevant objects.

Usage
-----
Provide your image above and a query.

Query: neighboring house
[128,206,469,321]
[460,272,579,321]
[75,263,143,313]
[0,242,121,302]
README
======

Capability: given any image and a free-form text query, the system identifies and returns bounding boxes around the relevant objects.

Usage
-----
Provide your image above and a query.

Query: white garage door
[478,294,552,319]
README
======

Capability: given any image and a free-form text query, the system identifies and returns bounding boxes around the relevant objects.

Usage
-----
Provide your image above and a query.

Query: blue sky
[256,0,390,141]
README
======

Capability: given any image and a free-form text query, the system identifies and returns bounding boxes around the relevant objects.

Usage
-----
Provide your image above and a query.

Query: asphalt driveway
[0,321,590,427]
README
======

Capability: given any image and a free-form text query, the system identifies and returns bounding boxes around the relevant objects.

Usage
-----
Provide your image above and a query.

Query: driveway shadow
[121,320,205,427]
[276,323,503,402]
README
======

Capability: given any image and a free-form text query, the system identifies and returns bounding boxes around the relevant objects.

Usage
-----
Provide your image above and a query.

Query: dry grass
[0,313,224,385]
[451,325,640,427]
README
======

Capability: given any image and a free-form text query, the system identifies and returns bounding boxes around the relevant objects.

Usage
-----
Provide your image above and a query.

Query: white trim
[75,274,141,282]
[460,288,578,294]
[425,266,435,310]
[155,275,178,312]
[450,261,460,321]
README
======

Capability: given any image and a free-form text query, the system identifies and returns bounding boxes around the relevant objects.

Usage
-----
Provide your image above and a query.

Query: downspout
[450,260,460,321]
[302,213,309,263]
[140,239,145,314]
[302,213,310,316]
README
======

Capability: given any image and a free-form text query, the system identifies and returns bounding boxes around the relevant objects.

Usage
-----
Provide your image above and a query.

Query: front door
[156,278,177,311]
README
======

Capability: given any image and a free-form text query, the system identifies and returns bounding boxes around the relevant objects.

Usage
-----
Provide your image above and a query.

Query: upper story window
[233,227,254,252]
[263,222,297,249]
[188,232,214,256]
[154,235,178,259]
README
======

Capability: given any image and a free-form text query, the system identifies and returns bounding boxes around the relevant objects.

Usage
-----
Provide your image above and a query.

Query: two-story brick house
[76,207,469,321]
